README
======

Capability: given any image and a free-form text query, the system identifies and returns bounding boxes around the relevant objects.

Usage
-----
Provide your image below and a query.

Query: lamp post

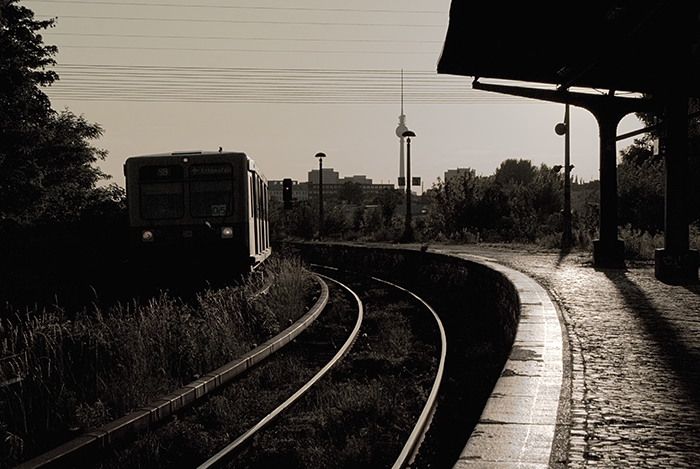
[402,130,415,242]
[315,152,326,238]
[555,104,573,249]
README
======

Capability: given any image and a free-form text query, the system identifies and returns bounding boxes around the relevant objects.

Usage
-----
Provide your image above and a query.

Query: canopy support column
[472,81,658,268]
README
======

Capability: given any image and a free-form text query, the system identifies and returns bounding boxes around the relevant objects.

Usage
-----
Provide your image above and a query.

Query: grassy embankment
[0,256,316,468]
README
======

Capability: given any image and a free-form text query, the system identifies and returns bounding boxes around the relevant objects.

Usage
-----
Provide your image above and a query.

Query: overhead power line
[54,45,437,54]
[40,14,446,28]
[50,32,443,45]
[28,1,445,15]
[45,65,531,104]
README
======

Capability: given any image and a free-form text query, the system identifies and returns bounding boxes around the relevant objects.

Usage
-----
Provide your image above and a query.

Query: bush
[619,224,664,260]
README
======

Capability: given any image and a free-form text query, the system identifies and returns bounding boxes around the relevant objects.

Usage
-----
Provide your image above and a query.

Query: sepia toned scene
[2,1,700,468]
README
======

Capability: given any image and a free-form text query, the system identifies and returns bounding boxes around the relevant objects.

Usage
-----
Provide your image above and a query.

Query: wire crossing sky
[26,0,642,187]
[49,65,531,104]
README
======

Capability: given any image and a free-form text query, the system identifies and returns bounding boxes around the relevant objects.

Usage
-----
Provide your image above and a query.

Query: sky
[24,0,644,192]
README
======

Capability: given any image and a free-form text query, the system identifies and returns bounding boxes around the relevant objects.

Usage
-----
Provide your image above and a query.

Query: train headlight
[141,230,155,242]
[221,226,233,239]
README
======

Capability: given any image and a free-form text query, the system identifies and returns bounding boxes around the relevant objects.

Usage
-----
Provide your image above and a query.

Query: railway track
[73,266,446,468]
[197,271,364,468]
[14,264,451,469]
[203,266,446,469]
[12,274,328,469]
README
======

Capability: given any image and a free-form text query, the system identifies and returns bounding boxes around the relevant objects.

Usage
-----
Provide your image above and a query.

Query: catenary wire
[53,45,439,54]
[49,32,444,44]
[43,65,539,104]
[27,0,445,14]
[38,14,446,28]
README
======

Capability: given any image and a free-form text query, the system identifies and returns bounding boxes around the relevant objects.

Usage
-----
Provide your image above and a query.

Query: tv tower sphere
[396,117,408,138]
[396,114,408,179]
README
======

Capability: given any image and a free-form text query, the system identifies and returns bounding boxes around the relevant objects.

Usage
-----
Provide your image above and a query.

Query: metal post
[563,104,572,249]
[592,109,625,267]
[402,130,415,241]
[315,152,326,238]
[471,80,658,267]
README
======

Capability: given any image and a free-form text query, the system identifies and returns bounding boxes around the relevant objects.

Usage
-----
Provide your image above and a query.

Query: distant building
[444,167,476,182]
[270,168,394,203]
[343,175,373,184]
[308,168,340,185]
[269,180,309,201]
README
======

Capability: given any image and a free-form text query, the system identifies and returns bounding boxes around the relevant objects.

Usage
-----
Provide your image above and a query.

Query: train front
[124,151,268,275]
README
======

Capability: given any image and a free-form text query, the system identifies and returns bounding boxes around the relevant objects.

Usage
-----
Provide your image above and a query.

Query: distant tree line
[425,159,566,244]
[273,132,700,252]
[273,158,577,245]
[271,186,405,241]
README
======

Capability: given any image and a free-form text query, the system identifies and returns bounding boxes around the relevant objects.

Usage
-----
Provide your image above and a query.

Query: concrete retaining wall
[292,243,521,350]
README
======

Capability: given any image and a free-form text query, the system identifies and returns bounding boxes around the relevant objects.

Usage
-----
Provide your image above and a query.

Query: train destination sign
[190,164,233,178]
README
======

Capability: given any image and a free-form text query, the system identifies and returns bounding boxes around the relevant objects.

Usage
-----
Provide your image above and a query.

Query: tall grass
[619,224,665,260]
[0,255,315,468]
[535,224,700,259]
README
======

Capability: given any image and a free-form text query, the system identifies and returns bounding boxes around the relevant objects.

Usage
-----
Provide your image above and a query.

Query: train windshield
[189,163,233,217]
[139,165,185,219]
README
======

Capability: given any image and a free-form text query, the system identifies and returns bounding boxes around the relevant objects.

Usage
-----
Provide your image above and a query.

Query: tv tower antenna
[395,69,408,183]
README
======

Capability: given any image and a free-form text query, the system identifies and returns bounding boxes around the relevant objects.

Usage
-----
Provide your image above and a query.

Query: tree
[337,181,364,205]
[1,0,109,226]
[617,136,665,234]
[372,188,402,228]
[427,171,485,238]
[618,103,700,232]
[494,158,536,185]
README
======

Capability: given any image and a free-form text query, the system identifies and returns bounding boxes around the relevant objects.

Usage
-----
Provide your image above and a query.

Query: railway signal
[283,178,293,210]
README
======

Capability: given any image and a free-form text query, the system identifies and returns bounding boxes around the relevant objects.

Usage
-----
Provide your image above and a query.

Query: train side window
[138,165,184,219]
[250,173,258,218]
[189,164,233,217]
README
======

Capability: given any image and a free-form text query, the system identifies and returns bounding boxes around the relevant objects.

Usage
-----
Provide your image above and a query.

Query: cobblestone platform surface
[434,245,700,468]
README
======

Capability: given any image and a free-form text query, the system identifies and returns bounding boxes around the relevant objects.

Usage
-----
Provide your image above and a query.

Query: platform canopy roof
[437,2,700,96]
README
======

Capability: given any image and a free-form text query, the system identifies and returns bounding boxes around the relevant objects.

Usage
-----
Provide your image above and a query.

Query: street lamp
[555,104,573,249]
[315,152,326,237]
[402,130,416,242]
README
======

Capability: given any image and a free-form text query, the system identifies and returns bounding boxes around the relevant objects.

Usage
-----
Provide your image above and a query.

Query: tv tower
[395,70,408,184]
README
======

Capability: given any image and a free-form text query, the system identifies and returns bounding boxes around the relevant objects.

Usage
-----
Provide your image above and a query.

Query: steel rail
[14,275,329,469]
[369,276,447,469]
[197,272,364,469]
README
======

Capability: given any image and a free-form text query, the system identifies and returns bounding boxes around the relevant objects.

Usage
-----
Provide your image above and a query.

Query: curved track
[375,275,446,469]
[196,266,446,469]
[14,276,329,469]
[197,272,364,468]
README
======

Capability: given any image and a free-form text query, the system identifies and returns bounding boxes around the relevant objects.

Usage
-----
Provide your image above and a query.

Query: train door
[262,181,269,251]
[249,172,257,257]
[256,176,264,253]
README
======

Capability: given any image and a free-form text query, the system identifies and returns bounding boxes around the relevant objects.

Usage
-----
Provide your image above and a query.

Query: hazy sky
[25,0,643,191]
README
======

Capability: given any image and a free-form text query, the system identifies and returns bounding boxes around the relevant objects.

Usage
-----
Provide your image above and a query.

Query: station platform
[430,245,700,468]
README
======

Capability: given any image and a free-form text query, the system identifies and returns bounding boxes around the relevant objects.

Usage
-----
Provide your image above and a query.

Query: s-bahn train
[124,150,271,272]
